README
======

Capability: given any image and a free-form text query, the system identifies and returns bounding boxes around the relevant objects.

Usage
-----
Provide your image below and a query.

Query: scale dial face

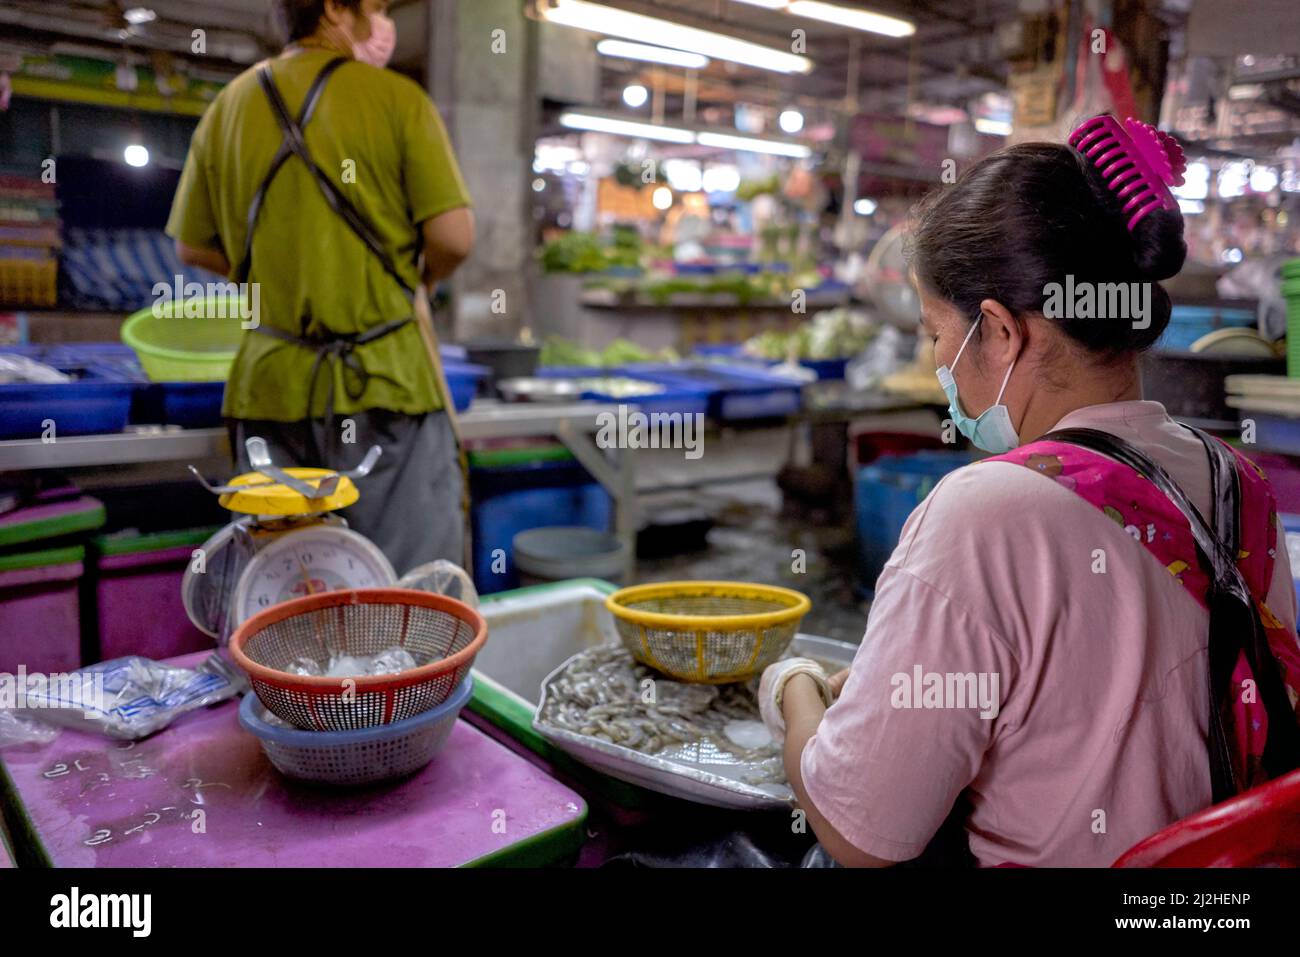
[231,525,396,625]
[182,520,255,638]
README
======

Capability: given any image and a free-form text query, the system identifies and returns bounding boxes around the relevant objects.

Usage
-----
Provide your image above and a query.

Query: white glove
[758,657,833,744]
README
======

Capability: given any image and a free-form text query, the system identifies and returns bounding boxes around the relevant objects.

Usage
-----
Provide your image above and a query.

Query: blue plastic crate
[0,353,135,439]
[1156,305,1256,352]
[470,460,612,593]
[619,361,803,420]
[33,343,223,428]
[692,344,848,380]
[161,381,225,427]
[532,366,711,416]
[855,451,974,589]
[442,360,490,412]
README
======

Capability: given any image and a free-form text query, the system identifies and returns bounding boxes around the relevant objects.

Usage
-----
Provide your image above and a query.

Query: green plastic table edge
[460,801,588,868]
[0,501,105,549]
[93,525,222,557]
[0,809,13,866]
[0,544,84,573]
[467,444,575,469]
[470,578,662,810]
[0,758,52,868]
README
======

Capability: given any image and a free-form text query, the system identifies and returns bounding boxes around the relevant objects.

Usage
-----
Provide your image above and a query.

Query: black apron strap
[252,316,412,457]
[235,57,350,286]
[1044,426,1300,797]
[251,60,414,297]
[235,56,425,454]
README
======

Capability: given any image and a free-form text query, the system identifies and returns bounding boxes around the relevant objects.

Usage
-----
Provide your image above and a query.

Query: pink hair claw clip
[1068,114,1187,231]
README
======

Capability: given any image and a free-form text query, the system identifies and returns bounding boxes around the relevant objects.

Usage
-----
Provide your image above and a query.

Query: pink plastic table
[0,658,586,868]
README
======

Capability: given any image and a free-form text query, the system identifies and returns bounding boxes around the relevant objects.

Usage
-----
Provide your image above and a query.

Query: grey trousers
[229,409,464,578]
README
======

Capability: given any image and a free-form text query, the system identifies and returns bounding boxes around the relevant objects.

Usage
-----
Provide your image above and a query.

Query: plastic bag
[397,559,480,609]
[0,354,71,385]
[845,324,912,392]
[0,709,59,749]
[13,654,247,740]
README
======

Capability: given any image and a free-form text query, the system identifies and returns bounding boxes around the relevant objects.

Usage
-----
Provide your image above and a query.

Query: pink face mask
[354,12,396,68]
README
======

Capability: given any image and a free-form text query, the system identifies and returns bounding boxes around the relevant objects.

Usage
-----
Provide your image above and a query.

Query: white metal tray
[532,633,857,811]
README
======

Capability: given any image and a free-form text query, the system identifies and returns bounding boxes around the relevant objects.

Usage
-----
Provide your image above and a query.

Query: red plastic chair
[1113,768,1300,867]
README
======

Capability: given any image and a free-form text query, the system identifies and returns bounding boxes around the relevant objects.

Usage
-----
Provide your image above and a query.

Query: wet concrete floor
[634,480,872,646]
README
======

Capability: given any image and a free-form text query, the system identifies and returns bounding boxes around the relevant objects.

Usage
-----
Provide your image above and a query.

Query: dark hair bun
[909,139,1188,357]
[1076,152,1187,282]
[1130,206,1188,282]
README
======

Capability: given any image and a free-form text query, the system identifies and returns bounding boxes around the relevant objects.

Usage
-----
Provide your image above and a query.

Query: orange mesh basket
[228,588,487,731]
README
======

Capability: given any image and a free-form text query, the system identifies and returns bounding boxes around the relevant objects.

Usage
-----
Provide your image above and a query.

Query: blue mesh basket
[238,676,472,787]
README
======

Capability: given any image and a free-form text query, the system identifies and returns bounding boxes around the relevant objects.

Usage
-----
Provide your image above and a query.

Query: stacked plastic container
[1155,304,1258,352]
[0,174,60,309]
[93,527,220,661]
[0,345,136,439]
[0,493,105,674]
[469,447,613,593]
[1285,259,1300,377]
[855,450,975,590]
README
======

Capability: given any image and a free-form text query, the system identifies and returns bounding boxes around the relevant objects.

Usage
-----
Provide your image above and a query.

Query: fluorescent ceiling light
[663,159,704,192]
[1218,161,1250,199]
[596,39,709,69]
[785,1,914,37]
[1172,160,1210,200]
[778,109,804,133]
[559,112,810,157]
[697,131,811,158]
[702,165,741,192]
[1176,198,1204,215]
[973,117,1012,136]
[559,112,695,143]
[730,0,789,7]
[123,7,157,25]
[1251,165,1279,192]
[542,0,812,74]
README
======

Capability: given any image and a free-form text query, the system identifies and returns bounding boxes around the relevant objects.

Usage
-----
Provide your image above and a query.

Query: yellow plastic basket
[604,580,811,683]
[0,258,57,307]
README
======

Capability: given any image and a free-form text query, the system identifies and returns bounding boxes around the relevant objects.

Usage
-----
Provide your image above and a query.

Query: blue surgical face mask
[935,315,1021,454]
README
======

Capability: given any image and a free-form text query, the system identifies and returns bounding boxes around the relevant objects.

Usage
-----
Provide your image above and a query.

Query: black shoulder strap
[1045,428,1243,597]
[236,58,414,298]
[1043,426,1300,798]
[1197,429,1241,558]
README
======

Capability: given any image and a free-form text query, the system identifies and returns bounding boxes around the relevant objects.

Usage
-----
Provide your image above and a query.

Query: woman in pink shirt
[761,119,1300,867]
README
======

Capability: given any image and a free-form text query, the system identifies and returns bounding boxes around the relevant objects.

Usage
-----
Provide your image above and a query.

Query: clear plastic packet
[0,709,60,749]
[397,559,480,609]
[0,353,72,385]
[13,654,248,740]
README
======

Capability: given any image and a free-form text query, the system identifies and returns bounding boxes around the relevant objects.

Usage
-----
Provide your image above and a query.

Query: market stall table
[0,655,587,868]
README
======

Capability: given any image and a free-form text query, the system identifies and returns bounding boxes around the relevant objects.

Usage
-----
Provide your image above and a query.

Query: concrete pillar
[426,0,537,341]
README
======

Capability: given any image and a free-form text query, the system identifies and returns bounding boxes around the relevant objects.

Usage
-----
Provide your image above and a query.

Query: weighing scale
[181,438,396,642]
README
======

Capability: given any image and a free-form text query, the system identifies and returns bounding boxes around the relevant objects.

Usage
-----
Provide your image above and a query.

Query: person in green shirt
[167,0,475,575]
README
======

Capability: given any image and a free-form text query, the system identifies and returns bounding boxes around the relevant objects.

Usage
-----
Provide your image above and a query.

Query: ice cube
[367,647,417,675]
[287,656,324,676]
[723,720,772,750]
